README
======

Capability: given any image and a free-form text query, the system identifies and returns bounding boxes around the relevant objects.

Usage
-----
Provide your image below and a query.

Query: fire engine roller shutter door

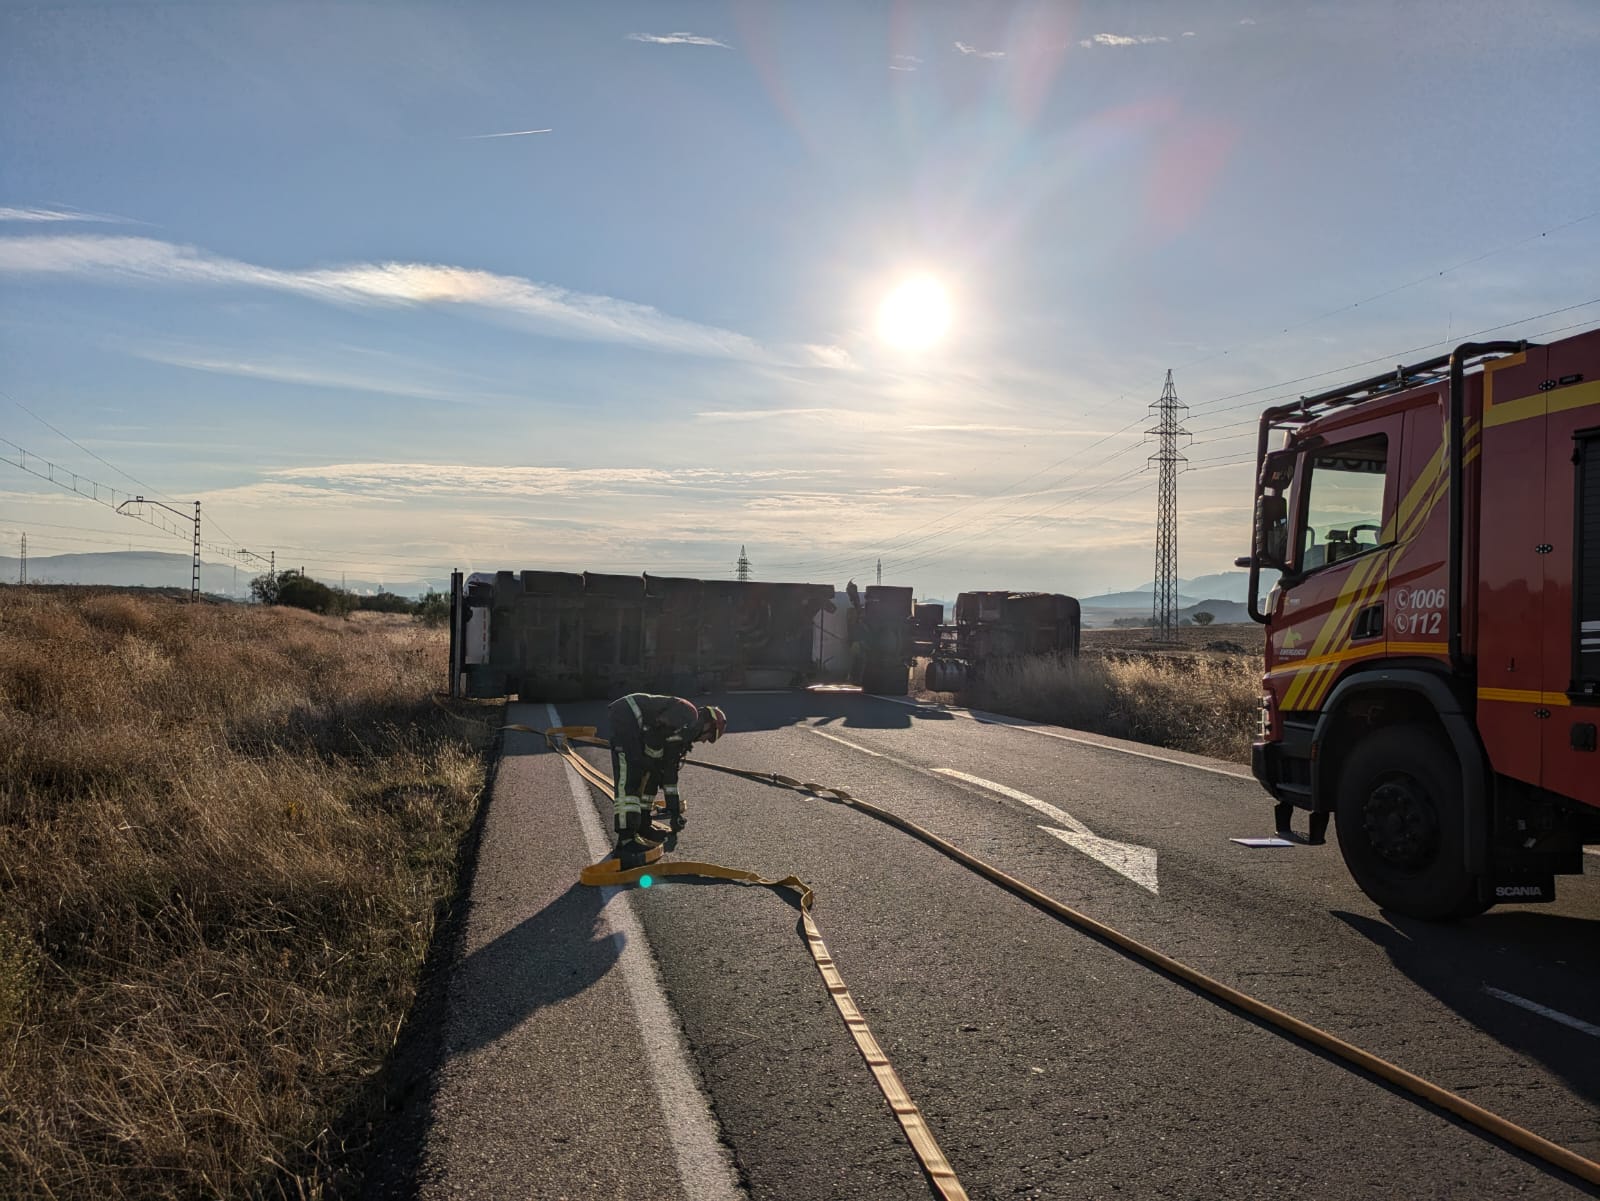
[1540,329,1600,807]
[1571,434,1600,691]
[1475,346,1549,790]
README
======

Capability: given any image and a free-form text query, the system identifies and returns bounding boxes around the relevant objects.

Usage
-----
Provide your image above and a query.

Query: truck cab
[1243,331,1600,918]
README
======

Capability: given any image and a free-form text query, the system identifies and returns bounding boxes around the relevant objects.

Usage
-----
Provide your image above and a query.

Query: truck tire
[1333,726,1488,921]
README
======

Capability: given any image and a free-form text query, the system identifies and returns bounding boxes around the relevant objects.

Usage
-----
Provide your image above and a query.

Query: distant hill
[1080,588,1199,610]
[1082,571,1251,608]
[1181,598,1251,625]
[0,551,441,598]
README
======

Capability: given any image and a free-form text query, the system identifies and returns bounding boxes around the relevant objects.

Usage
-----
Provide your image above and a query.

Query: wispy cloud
[695,407,839,422]
[130,347,501,405]
[1079,33,1171,48]
[260,462,838,501]
[1183,31,1197,38]
[906,424,1057,434]
[0,206,135,224]
[889,64,916,72]
[627,31,729,48]
[1239,18,1257,25]
[954,41,1006,59]
[0,234,848,366]
[462,128,552,140]
[894,54,922,64]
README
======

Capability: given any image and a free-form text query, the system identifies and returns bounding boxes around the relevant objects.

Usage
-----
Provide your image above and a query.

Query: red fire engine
[1242,329,1600,918]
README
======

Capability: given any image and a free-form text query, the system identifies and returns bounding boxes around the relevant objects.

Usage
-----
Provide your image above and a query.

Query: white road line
[806,727,1159,895]
[931,767,1091,834]
[1482,986,1600,1039]
[812,728,886,757]
[871,694,1254,781]
[932,768,1159,895]
[546,704,744,1200]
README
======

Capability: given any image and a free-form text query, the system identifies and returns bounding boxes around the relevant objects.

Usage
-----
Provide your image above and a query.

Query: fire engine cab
[1241,330,1600,918]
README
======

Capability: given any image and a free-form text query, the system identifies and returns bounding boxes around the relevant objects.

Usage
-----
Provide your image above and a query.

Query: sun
[877,275,952,351]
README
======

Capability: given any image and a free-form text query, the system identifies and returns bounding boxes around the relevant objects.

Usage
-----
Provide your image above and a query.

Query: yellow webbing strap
[508,723,1600,1191]
[505,723,968,1201]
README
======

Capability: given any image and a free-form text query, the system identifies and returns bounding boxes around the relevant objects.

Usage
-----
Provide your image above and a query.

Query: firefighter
[607,693,727,860]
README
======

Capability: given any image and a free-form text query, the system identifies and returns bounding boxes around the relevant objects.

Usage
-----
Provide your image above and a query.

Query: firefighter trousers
[607,703,682,833]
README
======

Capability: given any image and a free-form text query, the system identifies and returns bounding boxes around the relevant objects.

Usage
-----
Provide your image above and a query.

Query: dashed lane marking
[812,728,886,756]
[1483,986,1600,1039]
[544,704,744,1200]
[806,727,1159,895]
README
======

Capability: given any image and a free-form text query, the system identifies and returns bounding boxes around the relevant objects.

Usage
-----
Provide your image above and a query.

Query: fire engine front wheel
[1333,727,1489,921]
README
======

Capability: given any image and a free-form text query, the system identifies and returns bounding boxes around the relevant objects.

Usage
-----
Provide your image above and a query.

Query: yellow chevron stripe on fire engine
[1299,422,1477,707]
[1281,560,1383,707]
[1280,399,1499,712]
[1477,687,1572,707]
[1281,440,1449,708]
[1286,434,1465,713]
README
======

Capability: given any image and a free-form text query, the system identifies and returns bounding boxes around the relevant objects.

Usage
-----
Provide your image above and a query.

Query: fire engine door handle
[1352,602,1384,640]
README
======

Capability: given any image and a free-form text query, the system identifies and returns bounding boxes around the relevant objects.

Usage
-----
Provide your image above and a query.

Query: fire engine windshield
[1299,435,1388,572]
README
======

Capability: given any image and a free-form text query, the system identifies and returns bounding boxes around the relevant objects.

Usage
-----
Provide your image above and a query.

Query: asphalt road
[465,689,1599,1200]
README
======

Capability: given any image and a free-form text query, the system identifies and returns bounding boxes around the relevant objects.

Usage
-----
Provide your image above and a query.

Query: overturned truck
[448,570,916,701]
[924,591,1081,692]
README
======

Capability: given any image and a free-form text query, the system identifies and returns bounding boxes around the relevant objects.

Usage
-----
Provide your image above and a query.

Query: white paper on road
[931,767,1159,895]
[1229,837,1295,848]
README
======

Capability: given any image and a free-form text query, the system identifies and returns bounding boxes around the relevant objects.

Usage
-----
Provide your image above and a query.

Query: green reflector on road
[639,874,653,888]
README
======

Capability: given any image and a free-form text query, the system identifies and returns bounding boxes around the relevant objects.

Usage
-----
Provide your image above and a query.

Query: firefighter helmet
[698,705,727,743]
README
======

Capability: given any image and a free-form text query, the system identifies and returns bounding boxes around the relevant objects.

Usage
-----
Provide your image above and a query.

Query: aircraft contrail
[463,128,553,139]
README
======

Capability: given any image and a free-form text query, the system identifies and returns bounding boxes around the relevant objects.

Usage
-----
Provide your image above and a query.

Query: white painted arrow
[932,768,1159,895]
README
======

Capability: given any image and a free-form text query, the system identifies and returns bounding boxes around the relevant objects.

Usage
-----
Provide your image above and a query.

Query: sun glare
[877,275,952,351]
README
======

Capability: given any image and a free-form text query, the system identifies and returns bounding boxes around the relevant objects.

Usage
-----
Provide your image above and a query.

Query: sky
[2,0,1599,600]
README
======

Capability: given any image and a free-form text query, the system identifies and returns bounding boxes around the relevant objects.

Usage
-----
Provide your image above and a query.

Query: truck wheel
[1333,726,1488,920]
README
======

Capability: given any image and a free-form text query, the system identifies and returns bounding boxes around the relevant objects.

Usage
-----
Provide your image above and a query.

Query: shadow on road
[446,882,622,1058]
[501,690,955,754]
[1333,907,1600,1105]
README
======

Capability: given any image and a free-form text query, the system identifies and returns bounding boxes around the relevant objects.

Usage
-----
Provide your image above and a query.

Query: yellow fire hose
[513,722,1600,1194]
[519,724,966,1200]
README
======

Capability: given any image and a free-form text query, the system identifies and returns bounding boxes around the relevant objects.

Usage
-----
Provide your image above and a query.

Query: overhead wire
[882,302,1600,580]
[764,210,1600,577]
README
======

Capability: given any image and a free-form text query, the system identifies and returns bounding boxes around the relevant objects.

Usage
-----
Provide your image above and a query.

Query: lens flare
[877,275,952,351]
[638,874,654,888]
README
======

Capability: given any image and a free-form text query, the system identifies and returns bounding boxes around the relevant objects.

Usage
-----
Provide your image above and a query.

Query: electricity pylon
[1147,370,1190,635]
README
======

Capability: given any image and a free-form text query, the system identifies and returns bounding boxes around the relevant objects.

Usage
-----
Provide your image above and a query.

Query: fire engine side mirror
[1255,494,1289,571]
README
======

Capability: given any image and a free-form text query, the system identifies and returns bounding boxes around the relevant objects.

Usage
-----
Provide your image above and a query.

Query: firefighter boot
[611,805,662,870]
[640,806,671,844]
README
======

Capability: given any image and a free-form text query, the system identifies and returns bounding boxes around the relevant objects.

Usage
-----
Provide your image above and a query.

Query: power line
[1,389,180,505]
[764,211,1600,577]
[0,436,261,570]
[882,303,1600,579]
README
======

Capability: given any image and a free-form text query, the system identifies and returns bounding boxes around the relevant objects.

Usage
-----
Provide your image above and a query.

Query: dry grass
[938,650,1262,763]
[0,588,490,1200]
[1080,620,1263,654]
